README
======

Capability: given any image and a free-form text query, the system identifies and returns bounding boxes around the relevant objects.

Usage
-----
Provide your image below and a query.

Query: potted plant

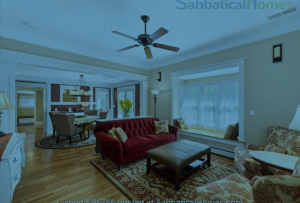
[119,99,133,118]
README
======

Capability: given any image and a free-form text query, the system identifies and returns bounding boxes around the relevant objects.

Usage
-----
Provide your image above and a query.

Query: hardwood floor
[13,125,234,203]
[13,125,127,203]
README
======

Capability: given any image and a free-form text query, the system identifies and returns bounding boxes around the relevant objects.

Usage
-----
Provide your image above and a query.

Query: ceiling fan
[112,15,180,59]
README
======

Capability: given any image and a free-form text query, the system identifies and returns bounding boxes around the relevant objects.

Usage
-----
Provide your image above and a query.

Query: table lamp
[151,90,160,118]
[0,92,14,136]
[289,105,300,132]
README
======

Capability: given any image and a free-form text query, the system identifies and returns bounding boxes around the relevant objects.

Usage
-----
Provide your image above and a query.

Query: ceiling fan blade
[149,27,169,41]
[153,43,180,52]
[112,31,137,41]
[116,45,140,52]
[144,47,153,59]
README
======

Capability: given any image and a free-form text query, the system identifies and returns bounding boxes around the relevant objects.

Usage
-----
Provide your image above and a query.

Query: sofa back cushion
[94,117,160,139]
[267,126,300,156]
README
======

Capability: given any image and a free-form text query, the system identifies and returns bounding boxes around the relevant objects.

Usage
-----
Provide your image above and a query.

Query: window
[179,80,239,130]
[95,88,109,111]
[117,86,135,118]
[18,96,34,109]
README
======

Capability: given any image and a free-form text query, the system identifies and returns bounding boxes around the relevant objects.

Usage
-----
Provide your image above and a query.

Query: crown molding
[0,49,148,81]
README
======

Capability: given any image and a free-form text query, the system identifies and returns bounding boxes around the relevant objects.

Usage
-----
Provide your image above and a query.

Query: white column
[140,81,148,116]
[110,87,114,119]
[0,60,17,133]
[46,82,52,134]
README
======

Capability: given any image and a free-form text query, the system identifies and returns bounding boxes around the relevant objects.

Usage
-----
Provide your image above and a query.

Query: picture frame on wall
[273,44,282,63]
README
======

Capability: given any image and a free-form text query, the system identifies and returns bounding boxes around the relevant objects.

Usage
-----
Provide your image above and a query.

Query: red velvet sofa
[94,117,179,169]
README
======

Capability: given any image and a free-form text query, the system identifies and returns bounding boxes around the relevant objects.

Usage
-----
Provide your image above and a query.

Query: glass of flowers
[119,98,133,118]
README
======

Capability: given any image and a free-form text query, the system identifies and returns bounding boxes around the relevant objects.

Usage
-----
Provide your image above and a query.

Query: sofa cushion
[154,120,169,134]
[115,127,128,143]
[178,119,189,130]
[224,124,235,139]
[122,136,154,154]
[143,133,176,145]
[264,143,287,154]
[108,127,119,140]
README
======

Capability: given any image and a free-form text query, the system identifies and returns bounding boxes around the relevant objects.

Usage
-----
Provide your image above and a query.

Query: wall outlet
[250,110,255,116]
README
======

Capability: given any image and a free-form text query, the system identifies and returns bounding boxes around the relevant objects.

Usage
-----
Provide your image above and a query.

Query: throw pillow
[173,117,182,127]
[115,127,128,143]
[224,124,235,139]
[108,127,119,140]
[231,123,239,140]
[177,119,188,130]
[154,120,169,134]
[264,143,287,154]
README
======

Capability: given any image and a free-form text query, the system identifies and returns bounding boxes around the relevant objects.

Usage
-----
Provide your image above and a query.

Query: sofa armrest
[95,132,124,165]
[247,144,265,151]
[253,175,300,203]
[168,125,179,140]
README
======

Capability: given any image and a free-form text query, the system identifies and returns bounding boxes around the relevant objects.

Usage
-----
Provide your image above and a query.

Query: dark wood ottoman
[146,140,211,190]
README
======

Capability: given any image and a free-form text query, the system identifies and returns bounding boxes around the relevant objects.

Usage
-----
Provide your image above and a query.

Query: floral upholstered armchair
[234,126,300,180]
[193,158,300,203]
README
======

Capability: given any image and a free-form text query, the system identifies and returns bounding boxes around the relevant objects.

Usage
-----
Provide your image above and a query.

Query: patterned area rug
[35,134,96,149]
[90,156,238,201]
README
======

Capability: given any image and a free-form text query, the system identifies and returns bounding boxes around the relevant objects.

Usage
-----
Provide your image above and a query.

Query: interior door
[117,86,135,118]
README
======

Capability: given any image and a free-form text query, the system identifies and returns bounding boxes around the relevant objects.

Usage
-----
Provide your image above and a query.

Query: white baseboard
[211,147,235,158]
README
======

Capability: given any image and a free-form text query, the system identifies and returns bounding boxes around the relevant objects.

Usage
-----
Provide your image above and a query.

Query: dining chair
[49,111,66,138]
[52,114,83,145]
[87,110,110,137]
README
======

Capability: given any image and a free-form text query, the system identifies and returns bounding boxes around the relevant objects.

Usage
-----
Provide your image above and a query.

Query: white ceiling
[1,0,300,70]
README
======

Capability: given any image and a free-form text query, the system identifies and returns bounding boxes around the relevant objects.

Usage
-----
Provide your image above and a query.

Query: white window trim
[171,58,245,141]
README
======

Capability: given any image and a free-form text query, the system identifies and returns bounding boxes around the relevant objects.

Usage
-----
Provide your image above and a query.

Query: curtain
[179,80,239,130]
[19,96,34,109]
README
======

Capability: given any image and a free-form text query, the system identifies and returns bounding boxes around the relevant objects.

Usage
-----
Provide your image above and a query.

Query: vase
[123,110,130,118]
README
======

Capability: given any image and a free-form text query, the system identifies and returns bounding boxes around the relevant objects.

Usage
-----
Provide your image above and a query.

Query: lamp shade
[151,90,160,95]
[289,105,300,131]
[0,92,14,110]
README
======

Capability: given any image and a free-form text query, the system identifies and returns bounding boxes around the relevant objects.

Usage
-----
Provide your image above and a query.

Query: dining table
[74,116,98,139]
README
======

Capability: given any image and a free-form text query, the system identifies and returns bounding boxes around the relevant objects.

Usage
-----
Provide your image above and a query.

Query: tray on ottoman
[146,140,211,190]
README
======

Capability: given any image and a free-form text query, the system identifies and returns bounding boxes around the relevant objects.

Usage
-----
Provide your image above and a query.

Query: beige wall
[185,73,239,85]
[0,37,149,76]
[36,90,43,122]
[17,93,34,117]
[149,30,300,146]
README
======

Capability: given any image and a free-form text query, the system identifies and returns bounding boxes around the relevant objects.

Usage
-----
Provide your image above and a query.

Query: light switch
[250,110,255,116]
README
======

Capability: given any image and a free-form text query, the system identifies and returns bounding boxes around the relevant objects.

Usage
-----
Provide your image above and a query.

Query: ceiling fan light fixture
[112,15,180,59]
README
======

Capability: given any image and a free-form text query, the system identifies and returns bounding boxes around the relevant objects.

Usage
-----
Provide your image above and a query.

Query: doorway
[16,82,47,133]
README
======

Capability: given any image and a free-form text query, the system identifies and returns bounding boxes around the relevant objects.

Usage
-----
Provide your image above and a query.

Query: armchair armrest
[168,125,179,140]
[247,144,265,151]
[253,175,300,203]
[242,158,262,173]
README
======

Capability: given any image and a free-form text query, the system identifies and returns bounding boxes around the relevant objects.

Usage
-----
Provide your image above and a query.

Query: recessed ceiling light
[21,21,37,28]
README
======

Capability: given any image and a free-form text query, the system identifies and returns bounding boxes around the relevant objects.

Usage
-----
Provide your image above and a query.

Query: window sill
[179,128,245,146]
